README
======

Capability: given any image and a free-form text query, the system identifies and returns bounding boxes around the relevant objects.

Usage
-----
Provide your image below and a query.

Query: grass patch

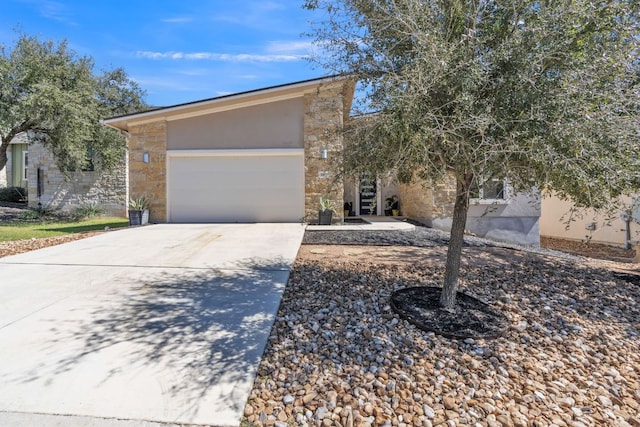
[0,217,129,242]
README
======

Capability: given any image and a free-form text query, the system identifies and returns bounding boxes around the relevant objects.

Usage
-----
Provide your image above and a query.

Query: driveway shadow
[41,258,291,421]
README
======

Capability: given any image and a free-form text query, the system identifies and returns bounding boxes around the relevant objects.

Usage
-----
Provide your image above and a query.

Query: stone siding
[26,141,127,215]
[128,122,167,223]
[303,82,347,223]
[399,176,456,228]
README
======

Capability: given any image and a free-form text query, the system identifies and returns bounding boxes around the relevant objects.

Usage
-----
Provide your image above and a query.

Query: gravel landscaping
[244,229,640,427]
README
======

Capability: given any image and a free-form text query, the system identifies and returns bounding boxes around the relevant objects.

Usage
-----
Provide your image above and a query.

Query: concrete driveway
[0,223,305,427]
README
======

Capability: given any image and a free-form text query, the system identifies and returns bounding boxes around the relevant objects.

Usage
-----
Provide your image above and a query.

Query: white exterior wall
[541,194,640,246]
[464,191,541,245]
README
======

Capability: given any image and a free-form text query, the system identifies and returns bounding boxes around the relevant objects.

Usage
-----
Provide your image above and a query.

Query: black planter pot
[128,209,149,226]
[318,209,333,225]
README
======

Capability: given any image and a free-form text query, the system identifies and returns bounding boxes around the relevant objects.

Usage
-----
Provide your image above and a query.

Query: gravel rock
[243,228,640,427]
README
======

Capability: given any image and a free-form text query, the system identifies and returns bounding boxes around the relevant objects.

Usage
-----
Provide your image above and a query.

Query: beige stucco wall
[128,121,167,222]
[167,98,304,150]
[541,194,640,246]
[26,141,127,215]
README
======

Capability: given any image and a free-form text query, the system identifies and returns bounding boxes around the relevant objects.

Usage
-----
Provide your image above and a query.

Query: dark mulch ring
[613,271,640,285]
[391,286,510,339]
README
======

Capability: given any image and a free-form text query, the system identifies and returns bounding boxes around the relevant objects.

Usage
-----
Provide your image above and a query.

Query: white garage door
[167,149,304,223]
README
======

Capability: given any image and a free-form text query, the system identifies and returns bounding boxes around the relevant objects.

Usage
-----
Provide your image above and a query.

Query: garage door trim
[167,148,304,158]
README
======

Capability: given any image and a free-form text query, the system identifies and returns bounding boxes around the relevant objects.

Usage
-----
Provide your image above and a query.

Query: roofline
[102,74,348,128]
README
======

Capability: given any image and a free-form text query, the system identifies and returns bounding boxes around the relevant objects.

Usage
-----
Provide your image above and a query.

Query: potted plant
[343,201,353,218]
[129,195,150,226]
[318,196,336,225]
[386,195,400,216]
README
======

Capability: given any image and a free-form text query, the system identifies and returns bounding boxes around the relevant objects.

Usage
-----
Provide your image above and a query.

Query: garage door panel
[168,152,304,223]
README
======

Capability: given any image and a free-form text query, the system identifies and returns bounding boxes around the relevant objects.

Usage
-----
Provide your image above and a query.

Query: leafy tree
[304,0,640,308]
[0,33,147,174]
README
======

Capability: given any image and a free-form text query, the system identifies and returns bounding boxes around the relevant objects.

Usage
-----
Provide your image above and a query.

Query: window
[470,177,506,201]
[22,151,28,181]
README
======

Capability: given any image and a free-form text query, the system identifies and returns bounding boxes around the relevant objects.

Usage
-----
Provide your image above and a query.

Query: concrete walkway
[306,215,415,231]
[0,223,305,427]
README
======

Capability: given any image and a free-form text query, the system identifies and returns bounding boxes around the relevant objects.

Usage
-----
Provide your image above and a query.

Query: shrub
[73,202,104,220]
[0,186,27,203]
[18,209,47,220]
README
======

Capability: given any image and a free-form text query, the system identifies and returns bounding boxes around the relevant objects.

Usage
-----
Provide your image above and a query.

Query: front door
[359,177,377,215]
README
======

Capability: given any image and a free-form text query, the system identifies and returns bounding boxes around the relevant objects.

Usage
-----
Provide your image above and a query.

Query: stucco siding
[167,98,304,150]
[541,194,640,246]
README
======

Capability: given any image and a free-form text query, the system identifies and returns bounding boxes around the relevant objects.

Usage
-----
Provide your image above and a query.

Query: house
[540,194,640,247]
[103,75,540,245]
[344,174,540,245]
[1,132,29,190]
[0,132,127,215]
[103,76,355,224]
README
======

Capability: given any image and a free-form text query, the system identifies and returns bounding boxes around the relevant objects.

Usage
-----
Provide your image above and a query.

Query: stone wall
[303,81,347,223]
[26,141,127,215]
[127,121,167,223]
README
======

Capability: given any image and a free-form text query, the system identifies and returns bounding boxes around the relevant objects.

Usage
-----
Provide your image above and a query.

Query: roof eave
[102,75,352,131]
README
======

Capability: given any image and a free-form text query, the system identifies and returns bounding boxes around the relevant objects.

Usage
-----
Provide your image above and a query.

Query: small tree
[305,0,640,309]
[0,33,147,174]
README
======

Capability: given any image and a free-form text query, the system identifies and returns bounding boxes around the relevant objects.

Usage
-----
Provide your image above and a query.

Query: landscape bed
[244,233,640,427]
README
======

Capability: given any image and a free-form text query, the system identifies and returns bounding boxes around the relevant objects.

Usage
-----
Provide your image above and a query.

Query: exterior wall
[400,176,540,245]
[167,98,304,150]
[2,133,31,188]
[398,178,455,226]
[1,146,11,187]
[10,143,28,188]
[467,192,540,245]
[541,194,640,246]
[128,121,167,222]
[26,141,127,215]
[303,81,346,223]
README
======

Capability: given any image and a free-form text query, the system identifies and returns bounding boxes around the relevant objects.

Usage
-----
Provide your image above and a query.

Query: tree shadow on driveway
[40,258,292,422]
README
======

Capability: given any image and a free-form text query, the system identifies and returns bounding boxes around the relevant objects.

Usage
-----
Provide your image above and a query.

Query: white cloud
[136,50,306,62]
[256,1,285,11]
[19,0,76,25]
[161,17,194,23]
[266,40,314,54]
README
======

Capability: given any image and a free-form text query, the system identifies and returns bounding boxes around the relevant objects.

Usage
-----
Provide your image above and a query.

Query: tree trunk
[440,173,473,309]
[0,139,8,171]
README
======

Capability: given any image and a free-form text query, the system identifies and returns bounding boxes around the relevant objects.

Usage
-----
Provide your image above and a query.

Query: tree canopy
[304,0,640,308]
[0,33,147,174]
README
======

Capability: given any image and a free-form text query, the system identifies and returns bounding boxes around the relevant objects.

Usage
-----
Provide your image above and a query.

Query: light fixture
[143,152,150,163]
[321,148,328,160]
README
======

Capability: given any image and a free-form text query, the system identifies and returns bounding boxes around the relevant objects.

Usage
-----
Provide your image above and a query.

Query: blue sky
[0,0,327,107]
